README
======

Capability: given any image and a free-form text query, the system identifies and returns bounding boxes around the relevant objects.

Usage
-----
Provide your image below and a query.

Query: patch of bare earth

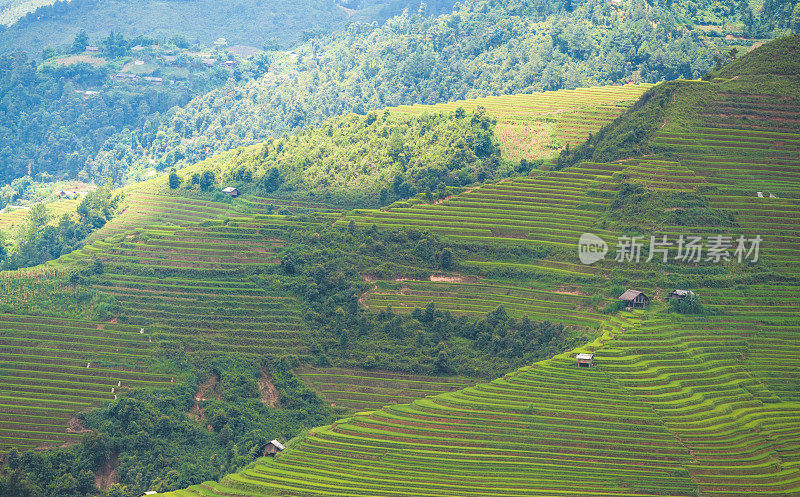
[258,369,281,407]
[94,452,119,490]
[67,415,92,434]
[188,374,219,425]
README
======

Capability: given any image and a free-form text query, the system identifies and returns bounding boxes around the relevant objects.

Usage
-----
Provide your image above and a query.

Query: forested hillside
[0,0,449,55]
[85,0,795,185]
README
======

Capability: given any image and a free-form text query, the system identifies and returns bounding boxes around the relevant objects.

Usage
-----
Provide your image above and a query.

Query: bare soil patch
[53,54,107,67]
[258,369,280,407]
[188,374,219,424]
[430,274,478,283]
[67,415,92,434]
[553,286,588,296]
[94,452,119,490]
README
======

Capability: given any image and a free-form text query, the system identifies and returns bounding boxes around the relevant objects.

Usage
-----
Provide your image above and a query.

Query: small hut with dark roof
[618,289,650,309]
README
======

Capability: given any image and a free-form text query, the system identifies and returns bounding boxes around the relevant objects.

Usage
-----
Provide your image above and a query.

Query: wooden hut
[618,289,650,309]
[262,439,285,457]
[222,186,240,197]
[576,353,594,368]
[666,289,693,301]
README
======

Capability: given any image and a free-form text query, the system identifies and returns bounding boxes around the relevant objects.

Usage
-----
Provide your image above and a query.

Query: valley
[0,3,799,497]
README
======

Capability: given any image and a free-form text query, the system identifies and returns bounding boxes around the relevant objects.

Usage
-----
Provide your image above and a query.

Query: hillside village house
[85,46,99,52]
[262,440,285,457]
[666,289,694,301]
[222,187,240,197]
[618,289,650,309]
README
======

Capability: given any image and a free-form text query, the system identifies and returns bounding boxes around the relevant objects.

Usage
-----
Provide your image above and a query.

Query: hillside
[146,34,800,497]
[0,0,437,55]
[80,0,777,186]
[191,83,651,207]
[1,34,800,497]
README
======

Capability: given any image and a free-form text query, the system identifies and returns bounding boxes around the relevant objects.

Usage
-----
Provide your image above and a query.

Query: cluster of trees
[0,354,332,497]
[86,0,790,181]
[277,221,582,377]
[597,183,737,232]
[0,183,120,270]
[0,50,234,187]
[194,107,503,206]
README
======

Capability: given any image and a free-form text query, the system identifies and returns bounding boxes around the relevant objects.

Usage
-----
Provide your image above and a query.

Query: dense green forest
[191,107,505,206]
[0,30,281,189]
[81,0,798,186]
[0,0,451,56]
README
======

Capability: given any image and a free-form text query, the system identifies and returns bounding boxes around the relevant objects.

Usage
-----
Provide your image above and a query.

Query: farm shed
[576,353,594,368]
[618,289,650,309]
[222,186,240,197]
[666,289,694,300]
[202,58,217,67]
[85,46,99,52]
[262,439,285,457]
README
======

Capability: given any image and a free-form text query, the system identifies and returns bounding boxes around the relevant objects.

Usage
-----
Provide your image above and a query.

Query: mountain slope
[156,34,800,497]
[86,0,771,184]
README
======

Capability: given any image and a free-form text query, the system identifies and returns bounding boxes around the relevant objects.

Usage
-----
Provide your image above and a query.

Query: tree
[434,350,451,374]
[70,30,89,54]
[440,249,453,269]
[168,168,181,189]
[260,167,283,193]
[199,170,216,191]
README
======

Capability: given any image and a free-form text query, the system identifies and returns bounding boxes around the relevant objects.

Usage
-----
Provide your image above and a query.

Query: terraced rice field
[339,161,622,248]
[295,367,476,411]
[163,281,800,497]
[79,215,311,357]
[651,90,800,275]
[0,198,80,233]
[363,279,610,327]
[391,84,653,161]
[0,314,172,453]
[598,289,800,494]
[163,314,707,497]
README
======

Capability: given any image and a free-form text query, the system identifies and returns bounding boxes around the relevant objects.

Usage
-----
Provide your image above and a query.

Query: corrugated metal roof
[576,353,593,360]
[270,439,285,450]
